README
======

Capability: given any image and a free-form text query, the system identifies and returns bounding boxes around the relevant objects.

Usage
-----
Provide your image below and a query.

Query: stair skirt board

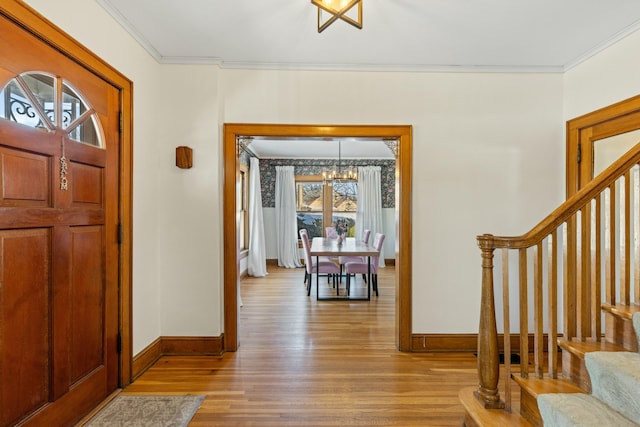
[537,393,638,427]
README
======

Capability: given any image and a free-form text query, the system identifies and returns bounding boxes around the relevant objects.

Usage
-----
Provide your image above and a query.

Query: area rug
[84,394,205,427]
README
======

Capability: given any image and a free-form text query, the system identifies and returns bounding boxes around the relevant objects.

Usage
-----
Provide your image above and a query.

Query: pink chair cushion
[301,229,339,275]
[344,232,385,275]
[344,259,377,274]
[339,255,364,265]
[338,229,372,265]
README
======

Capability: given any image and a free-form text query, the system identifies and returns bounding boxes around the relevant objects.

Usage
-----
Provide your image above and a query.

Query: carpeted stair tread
[585,351,640,422]
[634,312,640,348]
[538,393,639,427]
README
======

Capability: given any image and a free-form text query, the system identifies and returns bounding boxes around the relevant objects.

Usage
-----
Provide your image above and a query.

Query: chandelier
[311,0,363,33]
[322,140,357,186]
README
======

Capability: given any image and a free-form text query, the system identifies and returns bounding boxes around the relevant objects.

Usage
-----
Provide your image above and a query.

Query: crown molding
[95,0,639,74]
[95,0,162,62]
[564,19,640,72]
[165,59,564,74]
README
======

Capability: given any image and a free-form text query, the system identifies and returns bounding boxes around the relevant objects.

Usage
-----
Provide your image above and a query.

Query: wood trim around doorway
[566,94,640,198]
[223,124,413,352]
[0,0,134,386]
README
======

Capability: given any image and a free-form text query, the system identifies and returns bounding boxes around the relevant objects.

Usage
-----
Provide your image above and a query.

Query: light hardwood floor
[123,265,479,426]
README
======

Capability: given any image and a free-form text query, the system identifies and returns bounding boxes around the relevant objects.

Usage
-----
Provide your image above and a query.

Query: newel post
[475,234,504,409]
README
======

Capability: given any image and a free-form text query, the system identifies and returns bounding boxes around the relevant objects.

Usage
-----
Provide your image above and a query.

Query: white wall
[28,0,640,347]
[221,69,565,333]
[157,65,222,336]
[564,29,640,121]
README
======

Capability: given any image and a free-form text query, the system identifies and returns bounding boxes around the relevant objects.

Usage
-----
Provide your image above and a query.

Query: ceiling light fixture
[311,0,363,33]
[323,140,357,187]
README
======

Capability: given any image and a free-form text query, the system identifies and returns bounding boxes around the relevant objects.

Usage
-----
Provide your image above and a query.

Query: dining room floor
[121,264,481,426]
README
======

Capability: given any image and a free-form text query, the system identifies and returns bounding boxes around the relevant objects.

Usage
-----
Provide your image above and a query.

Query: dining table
[309,236,380,301]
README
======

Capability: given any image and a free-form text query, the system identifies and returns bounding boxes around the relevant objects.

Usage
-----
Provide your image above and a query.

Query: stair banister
[473,142,640,411]
[483,142,640,251]
[475,234,504,409]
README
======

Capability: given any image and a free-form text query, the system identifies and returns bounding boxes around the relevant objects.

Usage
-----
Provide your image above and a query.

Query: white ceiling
[95,0,640,158]
[97,0,640,72]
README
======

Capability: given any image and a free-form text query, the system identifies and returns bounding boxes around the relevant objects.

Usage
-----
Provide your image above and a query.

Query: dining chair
[325,226,338,239]
[339,229,370,263]
[300,228,335,286]
[299,229,310,285]
[300,229,340,296]
[338,228,371,279]
[344,232,385,296]
[324,226,342,285]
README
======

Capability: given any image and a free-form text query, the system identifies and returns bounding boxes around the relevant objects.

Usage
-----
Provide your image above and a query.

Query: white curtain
[356,166,385,267]
[275,166,303,268]
[248,157,268,277]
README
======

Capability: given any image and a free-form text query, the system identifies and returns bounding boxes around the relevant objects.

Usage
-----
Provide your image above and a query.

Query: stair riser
[464,413,480,427]
[561,351,591,392]
[605,312,639,351]
[519,388,543,427]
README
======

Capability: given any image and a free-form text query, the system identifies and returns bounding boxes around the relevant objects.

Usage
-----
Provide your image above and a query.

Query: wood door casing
[0,12,120,427]
[567,95,640,197]
[223,124,413,352]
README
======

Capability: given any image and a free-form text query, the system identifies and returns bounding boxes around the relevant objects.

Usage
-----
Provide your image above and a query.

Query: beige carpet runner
[84,394,205,426]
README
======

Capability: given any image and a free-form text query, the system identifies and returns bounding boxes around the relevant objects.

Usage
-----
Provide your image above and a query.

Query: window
[296,177,324,238]
[296,176,357,239]
[0,72,103,147]
[331,180,357,236]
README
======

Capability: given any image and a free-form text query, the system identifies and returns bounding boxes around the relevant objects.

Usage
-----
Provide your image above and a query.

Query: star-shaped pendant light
[311,0,363,33]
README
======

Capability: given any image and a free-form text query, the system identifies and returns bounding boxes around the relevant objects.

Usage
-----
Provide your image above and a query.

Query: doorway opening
[223,124,413,352]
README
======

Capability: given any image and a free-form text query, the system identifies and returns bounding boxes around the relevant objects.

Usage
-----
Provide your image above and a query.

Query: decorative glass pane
[21,73,56,126]
[0,73,104,147]
[62,81,88,129]
[68,115,100,146]
[0,78,49,130]
[62,80,103,147]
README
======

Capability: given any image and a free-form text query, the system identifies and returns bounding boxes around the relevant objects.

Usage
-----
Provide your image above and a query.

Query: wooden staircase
[459,141,640,426]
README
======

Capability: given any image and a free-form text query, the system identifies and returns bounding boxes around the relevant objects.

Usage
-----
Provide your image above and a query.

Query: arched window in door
[0,71,104,147]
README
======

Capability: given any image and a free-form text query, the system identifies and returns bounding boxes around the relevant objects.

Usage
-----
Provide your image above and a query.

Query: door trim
[567,94,640,198]
[0,0,134,386]
[223,123,413,352]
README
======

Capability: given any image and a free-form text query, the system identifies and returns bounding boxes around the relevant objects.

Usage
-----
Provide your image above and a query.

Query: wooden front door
[0,14,120,427]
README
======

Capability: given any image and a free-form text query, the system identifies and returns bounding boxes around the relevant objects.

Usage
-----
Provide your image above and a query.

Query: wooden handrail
[474,142,640,410]
[481,142,640,249]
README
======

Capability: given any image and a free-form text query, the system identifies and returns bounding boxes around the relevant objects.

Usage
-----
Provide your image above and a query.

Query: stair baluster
[466,143,640,426]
